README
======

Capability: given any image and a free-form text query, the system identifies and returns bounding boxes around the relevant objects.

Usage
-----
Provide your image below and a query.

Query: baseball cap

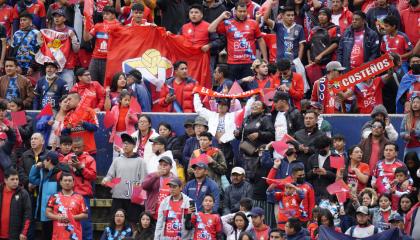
[326,61,346,72]
[52,8,66,17]
[249,207,265,217]
[149,136,167,146]
[356,206,369,215]
[231,167,245,175]
[42,151,60,165]
[0,132,6,140]
[121,133,137,145]
[192,162,208,169]
[184,119,195,128]
[158,156,173,165]
[167,177,182,187]
[44,61,59,69]
[389,213,404,222]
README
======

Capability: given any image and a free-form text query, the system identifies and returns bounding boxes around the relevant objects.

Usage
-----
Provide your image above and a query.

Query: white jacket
[147,150,178,176]
[193,94,255,143]
[131,128,159,161]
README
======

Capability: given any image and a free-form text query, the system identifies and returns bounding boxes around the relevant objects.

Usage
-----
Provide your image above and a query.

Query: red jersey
[192,212,222,240]
[354,77,384,113]
[0,188,14,238]
[89,20,120,59]
[381,32,413,60]
[274,191,304,230]
[347,162,370,192]
[163,199,184,238]
[181,21,210,47]
[0,4,13,37]
[155,177,171,219]
[47,192,87,240]
[350,30,365,69]
[120,5,153,25]
[311,78,336,114]
[262,33,277,63]
[400,7,420,45]
[217,18,262,64]
[12,1,46,29]
[373,159,406,195]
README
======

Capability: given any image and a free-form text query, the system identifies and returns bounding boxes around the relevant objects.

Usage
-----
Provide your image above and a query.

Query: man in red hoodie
[248,207,271,240]
[70,68,105,112]
[400,0,420,46]
[61,137,96,240]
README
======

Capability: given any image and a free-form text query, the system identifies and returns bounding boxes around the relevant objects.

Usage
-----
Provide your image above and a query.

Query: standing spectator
[332,134,347,158]
[208,3,267,81]
[284,217,310,240]
[104,72,128,111]
[33,62,69,110]
[183,162,220,212]
[156,0,188,34]
[61,137,96,240]
[405,190,420,239]
[158,122,183,168]
[398,194,414,218]
[0,0,14,38]
[361,105,399,142]
[269,229,284,240]
[221,212,251,240]
[119,2,153,25]
[7,98,33,155]
[28,151,62,240]
[21,133,46,190]
[154,177,193,239]
[291,166,315,224]
[51,8,80,88]
[305,135,337,202]
[131,114,159,159]
[126,69,152,112]
[240,59,276,91]
[359,119,390,171]
[0,23,6,73]
[371,143,407,195]
[155,61,196,113]
[248,207,271,240]
[330,0,353,34]
[83,6,120,85]
[213,64,233,93]
[397,55,420,113]
[191,194,223,240]
[147,136,177,176]
[366,0,400,35]
[133,211,155,240]
[339,146,370,193]
[224,167,253,215]
[203,0,226,23]
[388,213,413,240]
[400,95,420,157]
[61,92,99,154]
[178,118,195,152]
[271,91,304,142]
[265,141,304,180]
[0,58,34,109]
[0,168,31,240]
[404,152,420,189]
[46,0,76,28]
[71,68,106,112]
[45,173,88,240]
[11,12,42,75]
[345,206,380,237]
[274,60,305,109]
[102,133,147,227]
[293,110,325,163]
[100,209,133,240]
[183,116,209,168]
[0,116,16,182]
[263,4,305,62]
[12,0,46,31]
[141,156,176,219]
[400,0,419,46]
[337,11,379,71]
[308,102,333,137]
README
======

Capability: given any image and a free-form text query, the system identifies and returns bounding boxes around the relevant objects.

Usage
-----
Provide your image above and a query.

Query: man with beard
[345,206,380,237]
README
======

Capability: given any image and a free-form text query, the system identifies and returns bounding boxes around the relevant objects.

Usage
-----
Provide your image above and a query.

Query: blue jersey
[12,29,41,71]
[273,22,305,61]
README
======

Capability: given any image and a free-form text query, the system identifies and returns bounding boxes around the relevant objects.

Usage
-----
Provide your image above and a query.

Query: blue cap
[389,213,404,222]
[42,151,60,165]
[192,162,208,169]
[249,207,265,217]
[167,177,182,187]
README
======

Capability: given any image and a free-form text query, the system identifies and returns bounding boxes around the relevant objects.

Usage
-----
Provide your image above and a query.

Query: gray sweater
[104,153,147,199]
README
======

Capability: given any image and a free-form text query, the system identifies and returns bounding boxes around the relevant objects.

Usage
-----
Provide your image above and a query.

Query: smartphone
[169,88,175,96]
[72,155,78,162]
[189,200,196,209]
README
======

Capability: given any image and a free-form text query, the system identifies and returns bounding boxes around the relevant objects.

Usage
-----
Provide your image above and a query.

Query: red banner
[193,86,261,98]
[329,53,394,93]
[35,29,71,71]
[105,26,211,88]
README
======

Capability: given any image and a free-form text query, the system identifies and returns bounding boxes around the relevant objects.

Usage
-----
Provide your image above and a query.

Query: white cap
[231,167,246,175]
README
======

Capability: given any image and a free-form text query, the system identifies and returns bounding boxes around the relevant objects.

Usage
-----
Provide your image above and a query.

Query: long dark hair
[110,72,127,92]
[136,211,155,239]
[398,194,414,215]
[230,212,249,231]
[318,208,335,228]
[109,209,131,233]
[404,152,420,188]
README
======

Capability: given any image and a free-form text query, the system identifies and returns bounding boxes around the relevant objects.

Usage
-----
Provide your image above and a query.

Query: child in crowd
[372,194,397,231]
[191,194,223,240]
[391,167,413,210]
[332,134,347,159]
[307,207,322,240]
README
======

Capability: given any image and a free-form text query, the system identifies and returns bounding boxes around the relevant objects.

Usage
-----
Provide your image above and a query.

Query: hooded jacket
[361,105,399,141]
[141,172,175,217]
[61,152,97,196]
[70,81,106,110]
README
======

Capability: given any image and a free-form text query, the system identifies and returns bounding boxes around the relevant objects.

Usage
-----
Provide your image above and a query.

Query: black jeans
[228,63,252,82]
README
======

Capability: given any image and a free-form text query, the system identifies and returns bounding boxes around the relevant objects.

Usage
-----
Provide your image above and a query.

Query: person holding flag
[70,68,105,112]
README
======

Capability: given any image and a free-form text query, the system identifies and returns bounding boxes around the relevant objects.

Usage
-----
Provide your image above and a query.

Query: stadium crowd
[0,0,418,239]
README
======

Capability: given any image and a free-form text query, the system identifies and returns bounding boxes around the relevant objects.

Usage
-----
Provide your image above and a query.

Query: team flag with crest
[105,26,211,88]
[35,29,72,71]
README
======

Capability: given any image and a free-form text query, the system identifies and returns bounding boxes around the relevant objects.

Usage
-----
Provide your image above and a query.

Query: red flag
[228,81,244,95]
[83,0,93,17]
[103,111,115,129]
[131,185,147,205]
[327,180,350,195]
[272,140,289,155]
[189,154,209,167]
[37,103,53,119]
[336,192,348,204]
[234,108,245,128]
[105,26,211,88]
[10,111,27,127]
[35,29,72,71]
[263,177,293,187]
[330,156,345,169]
[281,134,297,143]
[129,97,142,114]
[104,177,121,188]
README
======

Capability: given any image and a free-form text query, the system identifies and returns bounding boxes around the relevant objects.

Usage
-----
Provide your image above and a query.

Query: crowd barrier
[25,112,406,175]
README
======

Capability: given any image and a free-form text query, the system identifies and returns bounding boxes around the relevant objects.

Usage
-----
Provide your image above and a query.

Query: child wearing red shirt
[391,167,413,210]
[191,194,223,240]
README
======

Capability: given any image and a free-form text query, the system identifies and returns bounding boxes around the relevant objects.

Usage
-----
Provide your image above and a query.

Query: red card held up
[327,180,350,195]
[104,177,121,188]
[11,111,27,127]
[272,140,289,155]
[336,191,348,204]
[330,156,345,169]
[262,89,275,106]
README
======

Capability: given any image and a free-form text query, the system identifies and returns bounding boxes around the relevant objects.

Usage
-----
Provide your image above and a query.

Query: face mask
[296,177,305,184]
[46,73,57,79]
[319,149,329,156]
[411,63,420,74]
[285,148,296,156]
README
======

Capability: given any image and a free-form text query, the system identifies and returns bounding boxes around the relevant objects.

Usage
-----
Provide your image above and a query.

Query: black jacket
[0,128,16,172]
[237,113,275,153]
[294,127,325,163]
[223,181,254,215]
[157,0,188,33]
[20,149,47,189]
[167,136,183,163]
[0,184,32,240]
[305,153,337,202]
[271,107,304,135]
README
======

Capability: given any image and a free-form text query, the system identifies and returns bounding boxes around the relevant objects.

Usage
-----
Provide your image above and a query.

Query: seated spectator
[400,96,420,157]
[345,206,381,237]
[221,211,251,240]
[33,62,68,111]
[71,68,105,112]
[154,61,196,113]
[104,72,128,111]
[361,105,398,141]
[339,145,370,193]
[405,190,420,239]
[388,213,413,240]
[126,69,152,112]
[61,92,99,154]
[224,167,253,215]
[398,194,414,219]
[332,134,347,158]
[130,114,159,159]
[308,102,332,137]
[396,55,420,113]
[248,207,271,240]
[284,217,310,240]
[132,211,155,240]
[147,137,177,176]
[0,58,34,109]
[371,194,397,231]
[100,209,133,240]
[372,143,408,195]
[7,97,33,153]
[213,64,233,93]
[313,208,342,238]
[57,135,72,159]
[183,116,209,168]
[359,119,390,172]
[190,194,223,240]
[102,133,147,227]
[391,167,413,210]
[273,59,304,109]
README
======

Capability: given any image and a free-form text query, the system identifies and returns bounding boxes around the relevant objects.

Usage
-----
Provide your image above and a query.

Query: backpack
[349,225,379,237]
